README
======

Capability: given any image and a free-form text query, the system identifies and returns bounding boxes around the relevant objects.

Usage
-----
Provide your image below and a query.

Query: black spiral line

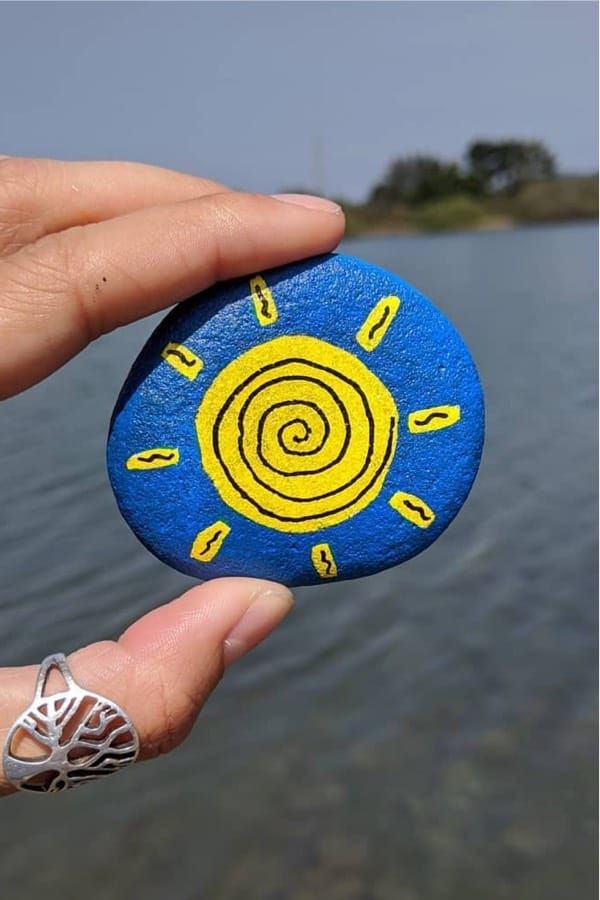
[211,357,396,524]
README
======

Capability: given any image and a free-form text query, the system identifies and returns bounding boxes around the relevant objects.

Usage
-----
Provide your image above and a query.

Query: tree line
[368,139,556,208]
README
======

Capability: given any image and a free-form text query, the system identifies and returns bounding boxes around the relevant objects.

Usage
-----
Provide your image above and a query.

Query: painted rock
[107,254,484,587]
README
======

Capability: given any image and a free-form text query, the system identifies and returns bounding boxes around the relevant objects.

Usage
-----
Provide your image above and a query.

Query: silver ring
[2,653,139,793]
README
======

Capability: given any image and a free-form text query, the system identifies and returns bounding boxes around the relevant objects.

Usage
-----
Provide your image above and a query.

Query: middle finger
[0,156,229,257]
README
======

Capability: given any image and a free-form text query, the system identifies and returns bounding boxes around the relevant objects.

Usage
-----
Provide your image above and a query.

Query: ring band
[2,653,139,793]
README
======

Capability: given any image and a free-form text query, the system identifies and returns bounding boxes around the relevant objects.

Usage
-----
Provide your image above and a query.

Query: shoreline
[343,212,597,239]
[341,175,598,238]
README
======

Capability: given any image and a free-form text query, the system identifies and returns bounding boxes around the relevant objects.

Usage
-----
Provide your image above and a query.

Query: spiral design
[196,336,398,532]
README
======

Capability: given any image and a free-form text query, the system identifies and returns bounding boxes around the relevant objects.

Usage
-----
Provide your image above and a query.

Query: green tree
[369,155,479,207]
[466,139,556,194]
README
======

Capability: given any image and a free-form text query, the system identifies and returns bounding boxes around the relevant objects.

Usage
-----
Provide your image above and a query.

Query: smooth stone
[107,253,484,587]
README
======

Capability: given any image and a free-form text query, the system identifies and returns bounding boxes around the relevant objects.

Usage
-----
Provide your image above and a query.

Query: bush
[497,177,598,222]
[413,195,487,231]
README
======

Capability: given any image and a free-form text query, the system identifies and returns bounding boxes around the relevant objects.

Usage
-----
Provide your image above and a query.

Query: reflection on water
[0,223,597,899]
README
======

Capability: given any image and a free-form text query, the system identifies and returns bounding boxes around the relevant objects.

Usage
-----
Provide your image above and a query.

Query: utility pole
[311,134,325,196]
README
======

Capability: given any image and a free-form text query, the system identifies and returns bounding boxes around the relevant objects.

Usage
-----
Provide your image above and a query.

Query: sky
[0,2,597,202]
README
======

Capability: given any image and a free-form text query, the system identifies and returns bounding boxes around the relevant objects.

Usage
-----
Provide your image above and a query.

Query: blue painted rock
[107,254,484,587]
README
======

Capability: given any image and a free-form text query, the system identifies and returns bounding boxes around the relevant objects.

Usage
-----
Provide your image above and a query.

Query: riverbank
[342,176,598,236]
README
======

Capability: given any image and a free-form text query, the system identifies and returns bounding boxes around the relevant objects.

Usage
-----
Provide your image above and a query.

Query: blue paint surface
[107,254,485,587]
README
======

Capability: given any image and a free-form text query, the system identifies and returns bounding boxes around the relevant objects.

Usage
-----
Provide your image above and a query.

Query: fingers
[0,190,344,398]
[0,156,228,256]
[0,577,294,796]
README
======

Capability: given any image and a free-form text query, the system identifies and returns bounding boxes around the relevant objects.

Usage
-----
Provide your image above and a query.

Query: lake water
[0,223,597,899]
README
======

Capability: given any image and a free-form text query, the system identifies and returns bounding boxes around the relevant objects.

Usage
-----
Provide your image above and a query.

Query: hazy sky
[1,2,597,201]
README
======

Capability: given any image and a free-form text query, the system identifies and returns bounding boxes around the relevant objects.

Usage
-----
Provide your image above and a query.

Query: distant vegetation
[302,139,597,236]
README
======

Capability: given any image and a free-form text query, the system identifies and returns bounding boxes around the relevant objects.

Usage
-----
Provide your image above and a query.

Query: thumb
[0,578,293,795]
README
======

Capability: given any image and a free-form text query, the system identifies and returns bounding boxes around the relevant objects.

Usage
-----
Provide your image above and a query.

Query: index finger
[0,191,344,398]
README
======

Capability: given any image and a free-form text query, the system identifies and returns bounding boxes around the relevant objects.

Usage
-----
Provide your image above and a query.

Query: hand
[0,156,345,795]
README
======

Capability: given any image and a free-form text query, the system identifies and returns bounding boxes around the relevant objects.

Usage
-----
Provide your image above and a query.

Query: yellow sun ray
[356,295,401,352]
[190,521,231,562]
[250,275,278,326]
[311,542,338,579]
[126,448,180,470]
[389,491,435,529]
[408,404,461,434]
[161,342,203,380]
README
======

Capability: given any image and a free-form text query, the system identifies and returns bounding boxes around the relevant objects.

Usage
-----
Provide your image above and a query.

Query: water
[0,223,597,899]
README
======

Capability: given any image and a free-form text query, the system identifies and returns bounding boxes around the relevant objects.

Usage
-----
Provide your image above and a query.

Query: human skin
[0,156,345,796]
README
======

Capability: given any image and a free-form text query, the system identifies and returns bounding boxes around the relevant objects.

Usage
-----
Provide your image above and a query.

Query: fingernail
[271,193,342,215]
[223,586,294,667]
